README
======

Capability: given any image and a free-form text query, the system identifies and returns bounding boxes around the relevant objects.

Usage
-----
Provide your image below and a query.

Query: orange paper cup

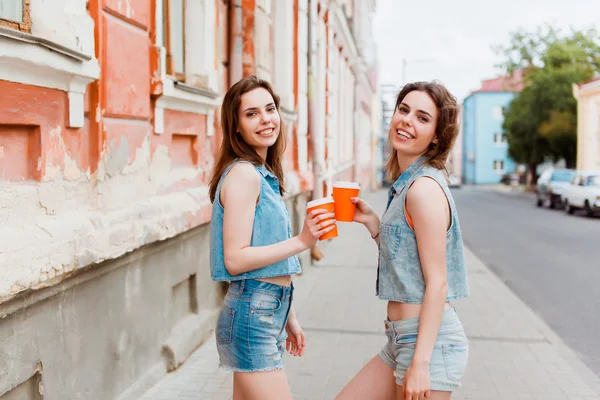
[332,181,360,222]
[306,197,338,241]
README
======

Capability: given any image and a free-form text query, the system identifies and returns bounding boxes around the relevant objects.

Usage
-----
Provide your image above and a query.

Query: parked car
[501,172,520,186]
[536,168,576,209]
[562,171,600,217]
[448,175,461,188]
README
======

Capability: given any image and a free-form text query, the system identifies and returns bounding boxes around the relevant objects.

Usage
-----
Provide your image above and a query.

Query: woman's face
[237,87,281,157]
[389,90,438,158]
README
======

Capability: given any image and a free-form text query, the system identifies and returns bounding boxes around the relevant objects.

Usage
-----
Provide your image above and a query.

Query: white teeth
[397,130,412,139]
[259,128,273,135]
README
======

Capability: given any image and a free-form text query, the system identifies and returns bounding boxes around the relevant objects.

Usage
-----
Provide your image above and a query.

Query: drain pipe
[307,0,325,200]
[229,1,243,84]
[307,0,327,261]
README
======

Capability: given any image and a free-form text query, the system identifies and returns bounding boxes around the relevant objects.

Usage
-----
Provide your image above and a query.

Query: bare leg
[396,387,452,400]
[335,355,397,400]
[234,369,293,400]
[233,374,247,400]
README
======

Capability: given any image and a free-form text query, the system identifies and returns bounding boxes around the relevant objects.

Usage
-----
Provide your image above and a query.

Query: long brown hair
[385,81,459,181]
[209,75,286,203]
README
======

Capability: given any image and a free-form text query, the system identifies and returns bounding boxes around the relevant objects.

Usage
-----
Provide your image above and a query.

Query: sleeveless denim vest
[377,157,470,303]
[210,160,301,281]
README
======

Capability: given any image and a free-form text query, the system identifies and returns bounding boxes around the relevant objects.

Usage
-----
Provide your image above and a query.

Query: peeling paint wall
[0,0,218,306]
[29,0,96,55]
[0,0,380,397]
[0,0,380,306]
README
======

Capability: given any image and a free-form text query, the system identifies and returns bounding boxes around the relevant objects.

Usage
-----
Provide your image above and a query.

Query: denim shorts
[379,307,469,391]
[215,279,293,372]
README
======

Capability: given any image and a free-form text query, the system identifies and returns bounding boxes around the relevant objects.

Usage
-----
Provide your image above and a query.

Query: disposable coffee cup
[332,181,360,222]
[306,197,338,240]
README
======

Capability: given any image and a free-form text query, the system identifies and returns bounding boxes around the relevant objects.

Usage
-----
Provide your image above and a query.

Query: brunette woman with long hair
[209,75,335,400]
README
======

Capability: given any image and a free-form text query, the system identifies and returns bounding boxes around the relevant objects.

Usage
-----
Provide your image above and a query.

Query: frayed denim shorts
[215,279,293,372]
[379,307,469,391]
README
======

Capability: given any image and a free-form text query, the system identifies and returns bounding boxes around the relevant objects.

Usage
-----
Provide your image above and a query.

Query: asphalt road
[453,186,600,377]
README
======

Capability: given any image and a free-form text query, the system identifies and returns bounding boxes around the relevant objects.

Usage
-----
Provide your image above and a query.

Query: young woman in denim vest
[208,76,335,400]
[337,82,470,400]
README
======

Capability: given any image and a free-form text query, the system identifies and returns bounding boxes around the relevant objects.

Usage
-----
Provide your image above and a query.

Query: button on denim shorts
[216,279,293,372]
[379,307,469,391]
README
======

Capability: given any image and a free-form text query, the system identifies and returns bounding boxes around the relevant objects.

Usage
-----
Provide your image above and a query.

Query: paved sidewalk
[138,190,600,400]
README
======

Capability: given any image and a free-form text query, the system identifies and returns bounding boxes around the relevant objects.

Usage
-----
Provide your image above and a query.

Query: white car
[562,171,600,217]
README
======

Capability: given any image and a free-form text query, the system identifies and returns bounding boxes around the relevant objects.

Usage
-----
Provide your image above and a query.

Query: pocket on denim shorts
[394,332,418,346]
[442,343,469,382]
[216,305,235,344]
[250,292,282,315]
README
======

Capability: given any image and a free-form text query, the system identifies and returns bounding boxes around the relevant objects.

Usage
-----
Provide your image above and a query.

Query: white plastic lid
[306,196,334,209]
[332,181,360,189]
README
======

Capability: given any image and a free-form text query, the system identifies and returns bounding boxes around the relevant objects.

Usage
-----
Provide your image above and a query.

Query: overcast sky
[373,0,600,102]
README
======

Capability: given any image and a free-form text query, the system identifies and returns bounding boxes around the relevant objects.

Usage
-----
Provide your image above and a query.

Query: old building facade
[573,77,600,171]
[0,0,378,398]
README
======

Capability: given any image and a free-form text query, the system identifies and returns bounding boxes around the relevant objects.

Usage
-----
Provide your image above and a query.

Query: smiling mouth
[257,128,275,135]
[396,129,415,139]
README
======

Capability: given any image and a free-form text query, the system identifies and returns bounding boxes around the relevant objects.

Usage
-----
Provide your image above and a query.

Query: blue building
[462,74,522,184]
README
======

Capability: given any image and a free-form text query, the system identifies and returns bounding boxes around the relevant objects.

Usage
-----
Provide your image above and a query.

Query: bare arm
[406,177,450,366]
[221,163,334,276]
[351,197,381,245]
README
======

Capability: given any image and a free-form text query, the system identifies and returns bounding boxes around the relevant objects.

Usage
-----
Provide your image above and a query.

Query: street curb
[465,247,600,394]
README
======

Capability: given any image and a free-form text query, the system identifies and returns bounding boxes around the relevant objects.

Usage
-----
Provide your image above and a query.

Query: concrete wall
[0,225,222,400]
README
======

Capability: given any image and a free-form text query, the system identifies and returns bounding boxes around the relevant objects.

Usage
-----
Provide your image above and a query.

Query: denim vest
[377,157,469,303]
[210,160,301,281]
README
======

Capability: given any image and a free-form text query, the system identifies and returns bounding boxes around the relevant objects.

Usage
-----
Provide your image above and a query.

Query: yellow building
[573,77,600,171]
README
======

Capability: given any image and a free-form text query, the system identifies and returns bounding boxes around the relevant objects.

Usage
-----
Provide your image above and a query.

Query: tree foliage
[495,25,600,172]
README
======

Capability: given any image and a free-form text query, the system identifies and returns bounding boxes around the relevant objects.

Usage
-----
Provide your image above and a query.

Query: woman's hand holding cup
[299,208,337,248]
[350,197,380,238]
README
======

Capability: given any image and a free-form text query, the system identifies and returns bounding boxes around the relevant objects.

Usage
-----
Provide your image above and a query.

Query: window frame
[163,0,186,82]
[493,159,505,173]
[0,0,31,33]
[493,132,508,145]
[492,105,503,121]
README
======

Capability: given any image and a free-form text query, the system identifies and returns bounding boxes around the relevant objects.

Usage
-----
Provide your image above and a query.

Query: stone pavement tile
[568,397,600,400]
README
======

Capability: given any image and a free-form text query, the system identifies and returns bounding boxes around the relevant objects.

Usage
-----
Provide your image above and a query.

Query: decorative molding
[174,81,219,99]
[0,29,99,128]
[154,107,165,134]
[0,26,92,61]
[577,79,600,97]
[206,109,215,137]
[155,78,221,120]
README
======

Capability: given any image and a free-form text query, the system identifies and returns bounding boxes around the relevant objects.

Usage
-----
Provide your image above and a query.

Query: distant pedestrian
[337,81,470,400]
[209,75,335,400]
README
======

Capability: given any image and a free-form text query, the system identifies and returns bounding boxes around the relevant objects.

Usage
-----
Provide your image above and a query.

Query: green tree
[502,89,549,182]
[495,26,600,183]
